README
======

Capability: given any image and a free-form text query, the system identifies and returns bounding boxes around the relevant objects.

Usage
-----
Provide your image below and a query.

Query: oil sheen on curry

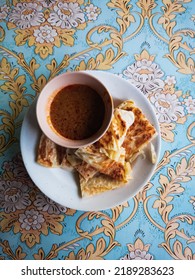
[50,84,105,140]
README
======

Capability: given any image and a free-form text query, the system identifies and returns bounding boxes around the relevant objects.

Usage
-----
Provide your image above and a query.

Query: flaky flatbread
[119,101,157,162]
[75,145,130,181]
[79,173,128,197]
[37,133,68,168]
[75,108,134,181]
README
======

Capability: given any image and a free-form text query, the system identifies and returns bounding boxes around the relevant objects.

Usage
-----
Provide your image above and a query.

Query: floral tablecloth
[0,0,195,260]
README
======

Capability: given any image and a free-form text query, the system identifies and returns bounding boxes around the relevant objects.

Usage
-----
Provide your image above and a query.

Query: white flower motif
[48,2,85,29]
[34,24,57,43]
[0,4,9,20]
[123,59,164,96]
[184,96,195,114]
[85,4,99,21]
[184,96,195,107]
[87,11,98,21]
[191,15,195,22]
[34,194,67,214]
[8,2,45,29]
[186,105,195,114]
[19,209,45,230]
[85,4,97,13]
[165,75,176,85]
[0,180,31,213]
[121,249,153,260]
[150,92,185,123]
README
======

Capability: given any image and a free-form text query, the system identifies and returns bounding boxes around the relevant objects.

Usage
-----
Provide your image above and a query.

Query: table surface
[0,0,195,260]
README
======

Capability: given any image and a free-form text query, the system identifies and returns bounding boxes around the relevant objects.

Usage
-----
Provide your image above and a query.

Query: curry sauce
[50,84,105,140]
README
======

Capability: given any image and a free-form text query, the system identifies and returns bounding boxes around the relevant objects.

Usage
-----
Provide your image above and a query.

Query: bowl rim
[36,71,114,148]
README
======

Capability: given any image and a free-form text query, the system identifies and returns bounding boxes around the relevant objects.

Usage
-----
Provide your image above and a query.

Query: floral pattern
[121,238,153,260]
[150,92,185,123]
[8,2,45,29]
[34,194,67,214]
[123,56,165,97]
[19,209,45,230]
[0,154,76,248]
[48,2,85,29]
[0,0,195,260]
[0,180,31,213]
[0,0,101,59]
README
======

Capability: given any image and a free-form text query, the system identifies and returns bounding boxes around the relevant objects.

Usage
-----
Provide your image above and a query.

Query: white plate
[20,71,161,211]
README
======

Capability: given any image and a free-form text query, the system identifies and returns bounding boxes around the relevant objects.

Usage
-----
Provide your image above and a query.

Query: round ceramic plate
[20,71,161,211]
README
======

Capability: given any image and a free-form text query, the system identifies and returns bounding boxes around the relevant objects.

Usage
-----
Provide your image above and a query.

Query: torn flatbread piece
[37,133,68,167]
[98,108,134,160]
[75,145,131,181]
[118,100,157,162]
[79,173,128,197]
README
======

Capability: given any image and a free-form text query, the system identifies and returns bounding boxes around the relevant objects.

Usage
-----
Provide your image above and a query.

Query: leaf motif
[173,240,184,259]
[159,174,169,191]
[46,59,57,72]
[45,244,58,260]
[127,243,134,252]
[15,75,26,89]
[45,214,64,235]
[162,204,173,223]
[111,202,128,221]
[65,238,107,260]
[160,123,175,142]
[0,57,11,74]
[166,21,176,37]
[33,248,45,260]
[152,199,161,209]
[184,247,193,260]
[29,58,40,72]
[65,208,77,216]
[7,21,16,30]
[33,74,47,93]
[10,68,19,79]
[15,246,26,260]
[177,116,187,124]
[177,52,195,74]
[110,32,123,50]
[117,17,126,34]
[34,44,53,59]
[15,29,32,46]
[2,117,14,136]
[21,232,40,248]
[165,221,179,241]
[134,238,144,250]
[101,219,115,238]
[9,101,19,119]
[58,28,75,46]
[189,155,195,175]
[169,36,182,53]
[74,48,122,71]
[65,251,76,260]
[167,167,176,179]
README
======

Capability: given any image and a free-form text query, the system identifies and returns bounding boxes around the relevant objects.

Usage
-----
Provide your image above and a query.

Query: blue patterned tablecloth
[0,0,195,260]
